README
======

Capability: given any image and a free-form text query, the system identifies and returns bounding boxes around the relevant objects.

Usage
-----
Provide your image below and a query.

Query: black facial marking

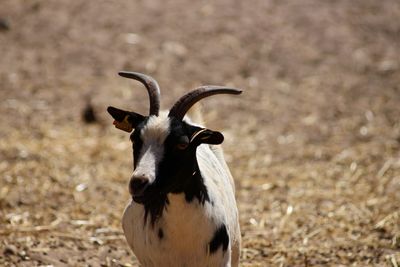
[209,224,229,254]
[129,119,147,169]
[158,228,164,240]
[158,118,210,205]
[130,117,214,226]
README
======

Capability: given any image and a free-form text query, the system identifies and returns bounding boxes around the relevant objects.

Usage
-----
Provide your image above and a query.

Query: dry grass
[1,0,400,266]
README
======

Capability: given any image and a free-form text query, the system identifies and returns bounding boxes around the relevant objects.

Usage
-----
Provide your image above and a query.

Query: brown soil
[1,0,400,266]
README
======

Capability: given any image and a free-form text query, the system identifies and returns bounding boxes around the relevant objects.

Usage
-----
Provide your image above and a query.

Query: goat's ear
[107,106,145,132]
[190,128,224,145]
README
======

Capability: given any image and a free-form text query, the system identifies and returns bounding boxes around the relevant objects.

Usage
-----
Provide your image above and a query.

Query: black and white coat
[107,71,241,267]
[122,114,240,267]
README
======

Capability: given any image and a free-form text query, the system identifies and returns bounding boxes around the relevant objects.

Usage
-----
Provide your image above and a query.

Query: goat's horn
[119,71,161,116]
[168,86,242,120]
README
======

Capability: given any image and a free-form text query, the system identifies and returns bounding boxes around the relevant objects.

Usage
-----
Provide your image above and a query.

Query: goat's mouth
[132,194,146,203]
[131,187,165,204]
[130,188,148,204]
[131,187,157,204]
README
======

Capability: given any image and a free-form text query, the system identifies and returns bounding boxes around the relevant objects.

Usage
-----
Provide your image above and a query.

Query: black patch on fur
[158,228,164,240]
[209,224,229,254]
[143,194,169,226]
[130,118,215,225]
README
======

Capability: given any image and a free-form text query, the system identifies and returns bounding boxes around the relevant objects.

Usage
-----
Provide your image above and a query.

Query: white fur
[122,113,240,267]
[132,115,170,182]
[140,114,170,144]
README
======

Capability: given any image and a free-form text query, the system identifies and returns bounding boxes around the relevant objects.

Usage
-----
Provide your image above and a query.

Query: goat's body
[122,143,240,267]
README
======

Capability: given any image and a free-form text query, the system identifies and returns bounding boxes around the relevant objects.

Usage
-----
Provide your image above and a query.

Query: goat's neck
[171,159,209,204]
[144,152,209,226]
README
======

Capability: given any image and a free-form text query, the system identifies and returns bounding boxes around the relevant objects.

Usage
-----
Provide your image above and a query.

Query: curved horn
[119,71,161,116]
[168,86,242,120]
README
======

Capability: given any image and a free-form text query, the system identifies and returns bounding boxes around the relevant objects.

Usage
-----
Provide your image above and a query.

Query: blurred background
[1,0,399,266]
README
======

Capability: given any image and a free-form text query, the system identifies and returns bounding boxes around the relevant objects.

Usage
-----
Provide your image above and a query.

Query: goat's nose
[129,176,149,196]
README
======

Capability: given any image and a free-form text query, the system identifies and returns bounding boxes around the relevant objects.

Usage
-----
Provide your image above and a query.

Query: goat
[107,71,242,267]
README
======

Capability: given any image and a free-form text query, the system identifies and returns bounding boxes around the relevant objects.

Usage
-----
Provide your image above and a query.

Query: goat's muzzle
[129,175,150,203]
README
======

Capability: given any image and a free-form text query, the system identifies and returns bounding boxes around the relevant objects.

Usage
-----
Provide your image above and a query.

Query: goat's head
[107,71,241,204]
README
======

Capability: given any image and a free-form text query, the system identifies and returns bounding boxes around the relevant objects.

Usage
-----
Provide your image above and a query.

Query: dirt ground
[1,0,400,266]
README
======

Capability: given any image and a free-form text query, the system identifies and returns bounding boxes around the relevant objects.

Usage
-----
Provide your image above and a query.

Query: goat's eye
[176,136,189,150]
